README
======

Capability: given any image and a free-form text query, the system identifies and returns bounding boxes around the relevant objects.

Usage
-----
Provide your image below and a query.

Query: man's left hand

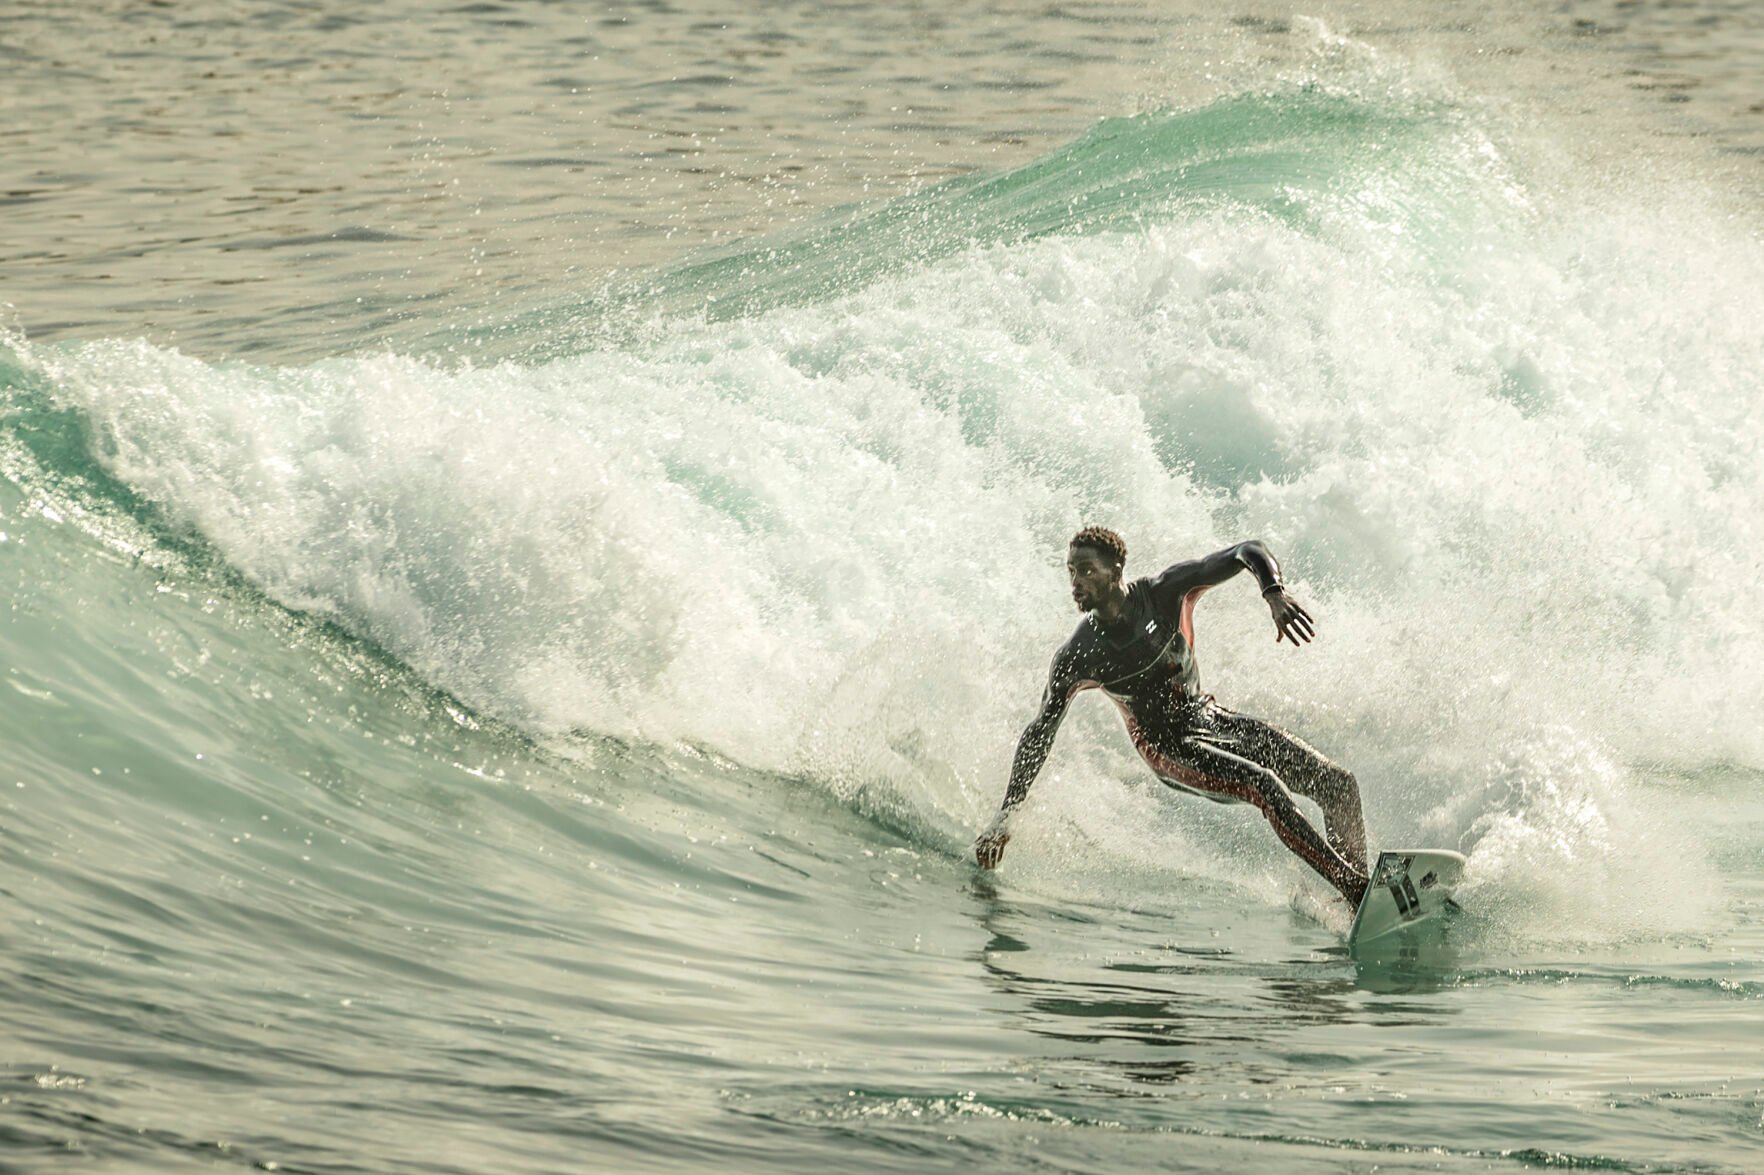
[1266,587,1315,645]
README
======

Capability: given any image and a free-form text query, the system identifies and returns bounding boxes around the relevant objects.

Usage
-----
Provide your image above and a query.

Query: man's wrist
[1261,582,1286,597]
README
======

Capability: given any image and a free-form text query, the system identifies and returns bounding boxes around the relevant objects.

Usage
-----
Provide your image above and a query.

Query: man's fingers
[1272,596,1316,646]
[1276,603,1315,645]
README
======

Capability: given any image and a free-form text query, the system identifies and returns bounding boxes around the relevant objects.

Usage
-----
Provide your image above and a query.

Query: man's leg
[1207,708,1367,873]
[1124,716,1367,903]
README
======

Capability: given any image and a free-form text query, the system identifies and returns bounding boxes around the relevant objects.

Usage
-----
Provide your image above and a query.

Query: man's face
[1066,544,1120,612]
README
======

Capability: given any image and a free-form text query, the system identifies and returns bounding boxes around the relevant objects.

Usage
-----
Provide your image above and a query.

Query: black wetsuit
[1001,541,1366,897]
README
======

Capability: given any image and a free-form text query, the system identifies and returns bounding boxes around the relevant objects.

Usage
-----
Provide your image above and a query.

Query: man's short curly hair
[1069,526,1127,568]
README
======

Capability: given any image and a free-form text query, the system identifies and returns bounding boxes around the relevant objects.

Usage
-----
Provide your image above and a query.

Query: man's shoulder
[1041,622,1105,695]
[1055,617,1097,654]
[1135,567,1192,614]
[1050,615,1106,666]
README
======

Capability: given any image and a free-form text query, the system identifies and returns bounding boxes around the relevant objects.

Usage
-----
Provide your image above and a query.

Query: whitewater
[3,3,1762,1172]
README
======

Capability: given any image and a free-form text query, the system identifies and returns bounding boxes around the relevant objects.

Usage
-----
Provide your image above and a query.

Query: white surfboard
[1347,849,1465,950]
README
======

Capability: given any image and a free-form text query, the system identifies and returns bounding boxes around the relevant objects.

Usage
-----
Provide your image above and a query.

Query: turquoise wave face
[468,88,1522,364]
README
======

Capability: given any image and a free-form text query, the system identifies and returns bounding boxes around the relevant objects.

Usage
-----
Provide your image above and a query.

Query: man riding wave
[973,527,1370,905]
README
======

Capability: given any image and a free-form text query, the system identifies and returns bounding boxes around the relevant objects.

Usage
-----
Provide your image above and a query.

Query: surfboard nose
[1349,849,1467,950]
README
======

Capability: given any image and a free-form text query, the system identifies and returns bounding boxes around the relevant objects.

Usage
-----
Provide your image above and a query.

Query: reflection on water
[1348,920,1468,995]
[962,874,1465,1096]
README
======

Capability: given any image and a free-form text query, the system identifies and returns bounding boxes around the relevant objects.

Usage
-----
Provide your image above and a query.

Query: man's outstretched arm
[1223,539,1316,645]
[1152,540,1316,646]
[975,665,1079,869]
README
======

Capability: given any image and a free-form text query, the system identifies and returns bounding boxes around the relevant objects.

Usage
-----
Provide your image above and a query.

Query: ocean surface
[3,2,1763,1172]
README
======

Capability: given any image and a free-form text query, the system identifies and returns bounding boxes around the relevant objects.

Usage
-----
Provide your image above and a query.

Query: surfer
[973,527,1370,905]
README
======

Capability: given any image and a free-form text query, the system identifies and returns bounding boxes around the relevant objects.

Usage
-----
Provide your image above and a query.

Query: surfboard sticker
[1347,849,1466,950]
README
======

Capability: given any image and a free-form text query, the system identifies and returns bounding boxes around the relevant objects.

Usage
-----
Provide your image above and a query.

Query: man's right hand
[974,815,1012,869]
[1265,586,1316,646]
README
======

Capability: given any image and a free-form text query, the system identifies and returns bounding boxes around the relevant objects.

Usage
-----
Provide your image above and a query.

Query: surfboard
[1347,849,1465,951]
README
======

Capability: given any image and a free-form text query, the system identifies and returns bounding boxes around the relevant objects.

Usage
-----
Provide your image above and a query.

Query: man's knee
[1309,765,1359,807]
[1244,765,1299,813]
